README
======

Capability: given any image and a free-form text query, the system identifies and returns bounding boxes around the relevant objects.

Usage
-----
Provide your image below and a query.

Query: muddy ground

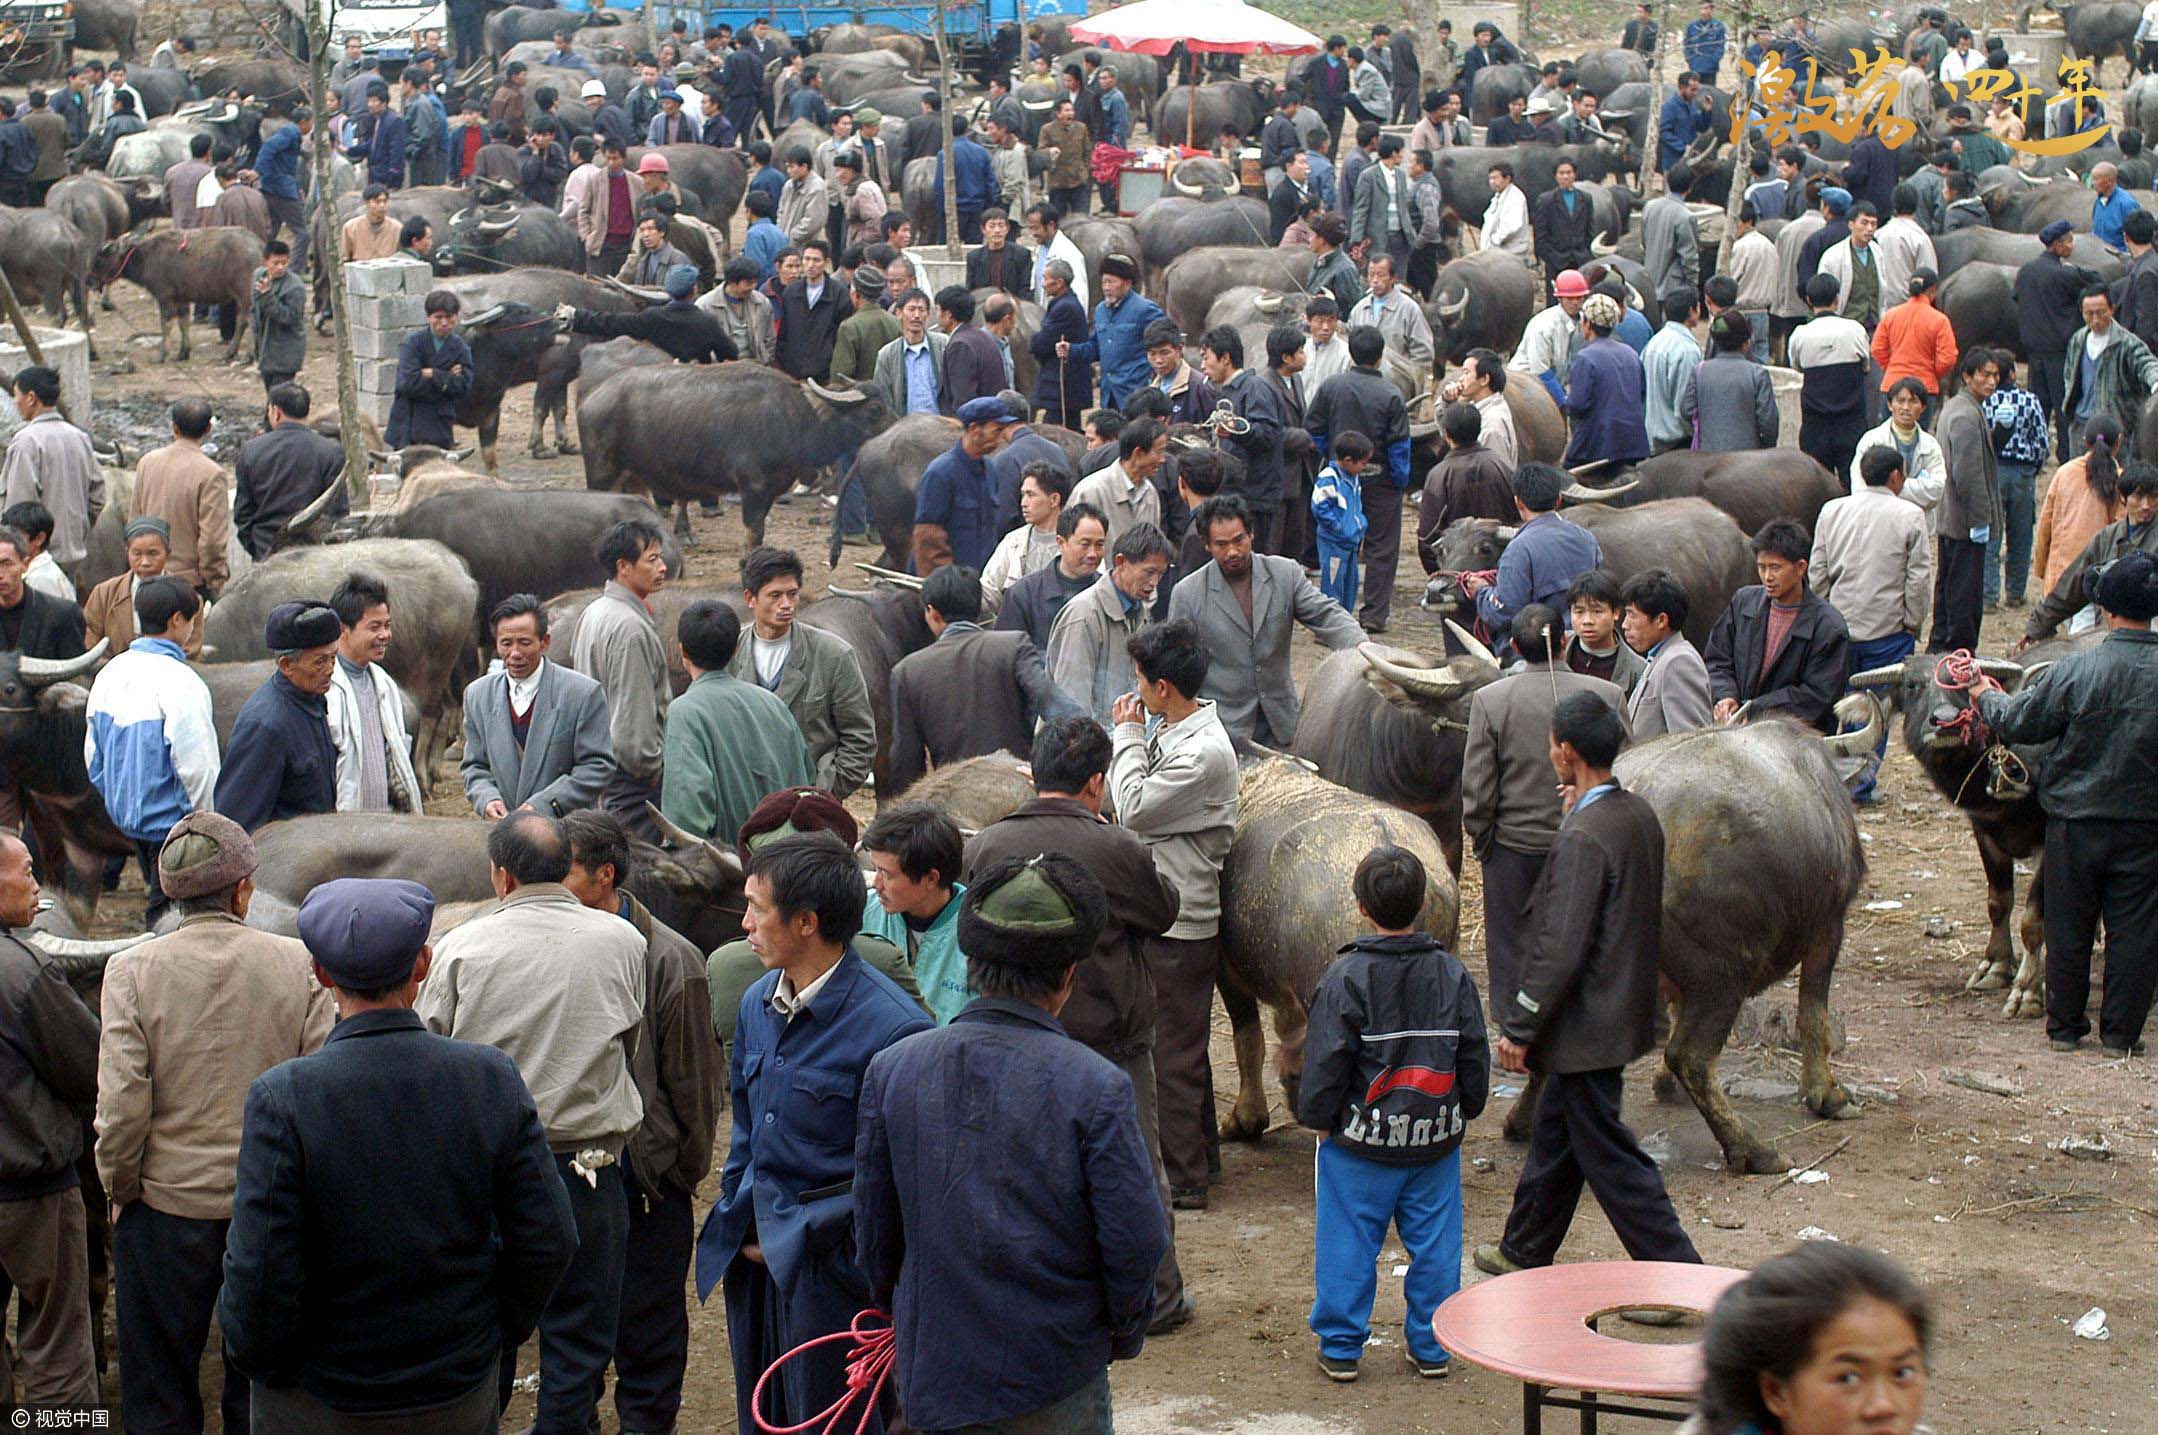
[60,206,2150,1432]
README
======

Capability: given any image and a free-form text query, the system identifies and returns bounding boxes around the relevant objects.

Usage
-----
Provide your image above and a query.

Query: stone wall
[139,0,277,54]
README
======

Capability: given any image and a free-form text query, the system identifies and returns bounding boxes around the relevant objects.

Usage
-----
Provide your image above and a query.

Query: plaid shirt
[1984,384,2050,466]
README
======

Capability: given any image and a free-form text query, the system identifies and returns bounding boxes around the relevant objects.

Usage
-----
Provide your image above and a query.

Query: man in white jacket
[83,578,219,926]
[325,572,422,813]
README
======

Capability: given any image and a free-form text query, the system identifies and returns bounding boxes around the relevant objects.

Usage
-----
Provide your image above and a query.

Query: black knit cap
[957,852,1108,968]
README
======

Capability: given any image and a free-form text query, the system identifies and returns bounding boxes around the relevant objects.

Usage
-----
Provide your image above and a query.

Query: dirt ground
[59,121,2150,1424]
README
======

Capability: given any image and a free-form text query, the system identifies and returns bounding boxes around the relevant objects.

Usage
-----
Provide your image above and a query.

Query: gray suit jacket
[459,660,617,817]
[871,331,949,418]
[1626,634,1713,740]
[1166,554,1366,743]
[1936,391,2002,541]
[722,622,877,798]
[1462,662,1625,859]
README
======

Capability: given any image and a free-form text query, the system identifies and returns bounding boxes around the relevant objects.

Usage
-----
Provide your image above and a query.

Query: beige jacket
[418,882,646,1152]
[130,439,230,596]
[94,913,333,1219]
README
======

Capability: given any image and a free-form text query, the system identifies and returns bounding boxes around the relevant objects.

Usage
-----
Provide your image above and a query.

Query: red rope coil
[752,1308,896,1435]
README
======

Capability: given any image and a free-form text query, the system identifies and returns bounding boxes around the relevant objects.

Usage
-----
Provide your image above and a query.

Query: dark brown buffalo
[91,226,260,362]
[1572,449,1845,535]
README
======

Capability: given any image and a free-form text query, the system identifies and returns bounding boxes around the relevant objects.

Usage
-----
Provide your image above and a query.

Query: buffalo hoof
[1221,1104,1269,1142]
[556,437,580,456]
[1726,1142,1787,1175]
[530,444,558,460]
[2002,984,2044,1021]
[1965,960,2013,993]
[1500,1106,1534,1144]
[1805,1081,1851,1119]
[1652,1071,1684,1104]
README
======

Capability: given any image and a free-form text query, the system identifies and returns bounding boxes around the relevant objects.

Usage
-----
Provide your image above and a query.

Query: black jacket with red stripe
[1296,933,1490,1166]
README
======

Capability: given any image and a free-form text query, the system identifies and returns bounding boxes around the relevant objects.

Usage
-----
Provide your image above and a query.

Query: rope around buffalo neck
[1933,649,2030,803]
[752,1308,895,1435]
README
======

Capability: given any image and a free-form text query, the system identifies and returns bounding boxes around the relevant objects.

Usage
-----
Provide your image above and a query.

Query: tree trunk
[938,6,962,260]
[305,14,367,498]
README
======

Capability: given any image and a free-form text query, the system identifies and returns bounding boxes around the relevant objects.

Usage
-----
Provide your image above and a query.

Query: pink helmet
[1552,269,1589,298]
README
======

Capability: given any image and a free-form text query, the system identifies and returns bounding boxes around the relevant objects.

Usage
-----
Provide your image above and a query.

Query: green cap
[958,852,1108,966]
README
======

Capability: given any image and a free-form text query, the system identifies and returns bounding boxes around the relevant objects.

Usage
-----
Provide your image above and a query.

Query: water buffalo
[1204,284,1308,334]
[1937,262,2023,363]
[813,50,922,106]
[625,145,747,231]
[487,4,590,56]
[1060,215,1141,303]
[821,23,932,68]
[1407,371,1568,472]
[580,363,897,545]
[1159,245,1313,335]
[1611,711,1872,1171]
[46,175,129,259]
[1156,81,1275,149]
[845,413,962,570]
[1433,145,1631,228]
[244,813,746,951]
[190,55,309,113]
[1932,227,2123,282]
[73,0,139,58]
[548,582,741,697]
[91,226,259,363]
[1054,49,1165,123]
[202,539,480,785]
[896,750,1039,828]
[0,208,94,353]
[1985,177,2158,233]
[1131,197,1272,279]
[1571,450,1845,535]
[1423,498,1754,647]
[2125,72,2158,141]
[1218,758,1463,1140]
[1425,248,1539,365]
[434,193,582,273]
[0,644,132,929]
[1570,47,1651,99]
[1468,63,1537,123]
[1845,631,2104,1020]
[429,269,639,466]
[202,659,419,751]
[2039,0,2142,82]
[128,69,193,120]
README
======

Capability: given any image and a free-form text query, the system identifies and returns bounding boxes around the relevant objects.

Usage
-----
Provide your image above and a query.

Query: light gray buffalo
[1160,245,1314,335]
[1131,197,1272,279]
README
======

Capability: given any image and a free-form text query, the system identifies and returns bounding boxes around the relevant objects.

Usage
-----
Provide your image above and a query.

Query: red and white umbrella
[1067,0,1324,57]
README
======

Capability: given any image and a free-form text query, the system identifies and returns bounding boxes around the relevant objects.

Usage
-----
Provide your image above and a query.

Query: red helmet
[1552,269,1589,298]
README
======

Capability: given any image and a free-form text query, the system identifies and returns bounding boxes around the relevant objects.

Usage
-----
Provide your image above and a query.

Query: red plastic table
[1432,1261,1746,1433]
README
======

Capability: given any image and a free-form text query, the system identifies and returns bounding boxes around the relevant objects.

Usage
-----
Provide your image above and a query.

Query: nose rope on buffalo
[751,1308,895,1435]
[1933,649,2031,803]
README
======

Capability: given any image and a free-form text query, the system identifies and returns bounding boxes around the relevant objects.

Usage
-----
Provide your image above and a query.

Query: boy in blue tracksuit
[1311,430,1373,614]
[1299,844,1489,1383]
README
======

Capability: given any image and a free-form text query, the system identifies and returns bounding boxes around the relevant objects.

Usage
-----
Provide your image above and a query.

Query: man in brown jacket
[962,714,1193,1330]
[560,809,720,1435]
[1038,98,1092,217]
[128,398,230,599]
[1417,399,1516,573]
[1476,693,1701,1276]
[94,812,335,1431]
[489,61,531,145]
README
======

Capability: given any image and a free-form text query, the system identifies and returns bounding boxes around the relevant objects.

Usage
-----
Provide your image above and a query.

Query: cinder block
[353,390,397,428]
[349,293,427,329]
[345,256,431,298]
[350,324,412,360]
[355,355,402,394]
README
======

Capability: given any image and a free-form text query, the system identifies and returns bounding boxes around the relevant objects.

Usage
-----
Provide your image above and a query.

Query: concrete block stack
[344,256,434,430]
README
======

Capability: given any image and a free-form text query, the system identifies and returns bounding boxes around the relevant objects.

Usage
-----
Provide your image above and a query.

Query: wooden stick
[1766,1134,1853,1193]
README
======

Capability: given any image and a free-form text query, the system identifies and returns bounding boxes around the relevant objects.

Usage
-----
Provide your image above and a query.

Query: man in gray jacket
[1167,494,1365,745]
[1048,523,1174,726]
[1461,604,1625,1061]
[569,519,671,842]
[723,546,877,798]
[1642,163,1702,309]
[1618,569,1713,738]
[462,593,617,819]
[1107,619,1238,1216]
[1932,348,2004,653]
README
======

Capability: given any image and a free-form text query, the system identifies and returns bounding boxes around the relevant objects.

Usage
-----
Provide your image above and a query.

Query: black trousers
[115,1203,247,1433]
[601,772,664,844]
[1048,184,1088,219]
[1358,477,1404,629]
[132,837,171,929]
[449,4,485,72]
[610,1170,695,1431]
[1929,534,1985,652]
[500,1156,627,1433]
[588,240,633,279]
[1479,844,1547,1031]
[2044,817,2158,1049]
[2027,352,2070,461]
[1499,1067,1701,1269]
[1147,933,1221,1192]
[1243,506,1278,560]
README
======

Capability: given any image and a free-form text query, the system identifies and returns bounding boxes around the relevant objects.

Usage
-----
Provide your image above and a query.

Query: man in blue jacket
[932,116,997,243]
[1562,292,1651,467]
[213,601,340,832]
[1061,253,1163,408]
[856,853,1169,1430]
[1464,464,1605,646]
[219,876,576,1428]
[696,834,933,1435]
[254,108,312,270]
[1657,71,1710,174]
[1683,0,1727,84]
[350,86,406,189]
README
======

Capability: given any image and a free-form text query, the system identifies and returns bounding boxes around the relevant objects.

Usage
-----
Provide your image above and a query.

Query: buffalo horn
[1020,98,1056,111]
[1434,288,1469,322]
[1407,418,1441,439]
[1821,693,1884,760]
[1169,170,1207,197]
[459,302,509,327]
[1360,643,1469,701]
[22,930,150,976]
[472,218,517,239]
[1254,291,1282,314]
[1495,524,1520,541]
[805,375,869,404]
[855,561,924,590]
[1444,620,1501,669]
[1975,657,2025,684]
[903,70,934,84]
[1561,479,1639,503]
[831,99,862,112]
[19,641,109,685]
[644,802,746,875]
[1846,664,1906,691]
[1590,232,1620,256]
[1568,458,1621,476]
[285,478,344,531]
[1405,389,1439,418]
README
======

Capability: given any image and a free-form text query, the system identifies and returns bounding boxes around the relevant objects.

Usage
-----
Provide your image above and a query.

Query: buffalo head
[0,641,107,716]
[1418,491,1636,611]
[1847,649,2037,765]
[1357,626,1505,720]
[642,803,750,950]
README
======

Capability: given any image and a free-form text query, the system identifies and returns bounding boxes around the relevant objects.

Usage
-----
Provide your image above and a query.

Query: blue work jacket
[915,441,1000,571]
[1072,290,1166,408]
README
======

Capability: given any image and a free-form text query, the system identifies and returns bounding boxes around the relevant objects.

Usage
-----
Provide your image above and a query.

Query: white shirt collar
[771,956,841,1019]
[507,658,546,707]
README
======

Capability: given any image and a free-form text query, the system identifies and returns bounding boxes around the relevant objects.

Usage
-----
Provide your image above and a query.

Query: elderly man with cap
[214,600,341,832]
[646,85,699,146]
[558,808,722,1435]
[1059,252,1166,409]
[84,574,215,926]
[417,812,648,1431]
[0,830,100,1412]
[219,876,577,1430]
[2017,220,2102,461]
[1795,185,1853,301]
[856,852,1171,1431]
[82,514,202,658]
[696,832,933,1435]
[1977,549,2158,1056]
[913,395,1018,573]
[1562,292,1652,468]
[706,789,928,1062]
[827,261,899,382]
[559,263,739,363]
[96,812,332,1432]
